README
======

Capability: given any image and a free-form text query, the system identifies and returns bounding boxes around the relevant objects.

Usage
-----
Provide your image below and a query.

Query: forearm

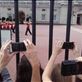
[42,52,58,81]
[31,66,41,82]
[43,78,52,82]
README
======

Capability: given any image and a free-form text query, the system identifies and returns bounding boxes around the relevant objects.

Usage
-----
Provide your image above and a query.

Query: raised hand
[0,40,17,72]
[23,39,40,68]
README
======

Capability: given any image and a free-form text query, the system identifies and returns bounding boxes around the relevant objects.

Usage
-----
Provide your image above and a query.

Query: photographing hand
[23,39,40,68]
[0,40,17,71]
[68,42,79,56]
[52,41,63,55]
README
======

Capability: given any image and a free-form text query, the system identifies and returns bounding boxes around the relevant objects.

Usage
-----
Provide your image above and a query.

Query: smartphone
[11,42,26,52]
[1,30,12,45]
[62,42,74,49]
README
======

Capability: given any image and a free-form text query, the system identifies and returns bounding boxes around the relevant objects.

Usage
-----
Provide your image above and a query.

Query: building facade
[0,0,82,24]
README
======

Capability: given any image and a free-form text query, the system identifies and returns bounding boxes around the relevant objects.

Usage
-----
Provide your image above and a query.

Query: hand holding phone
[0,41,17,70]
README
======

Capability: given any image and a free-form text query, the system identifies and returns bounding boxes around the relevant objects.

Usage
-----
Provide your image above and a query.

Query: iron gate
[0,0,72,70]
[0,0,73,73]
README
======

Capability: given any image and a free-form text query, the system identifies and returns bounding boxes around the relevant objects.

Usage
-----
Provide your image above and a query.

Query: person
[42,41,82,82]
[0,40,16,82]
[25,17,32,35]
[2,17,6,23]
[16,55,32,82]
[6,18,15,33]
[0,39,42,82]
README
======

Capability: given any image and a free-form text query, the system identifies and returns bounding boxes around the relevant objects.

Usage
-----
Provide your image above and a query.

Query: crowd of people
[0,39,82,82]
[0,17,15,33]
[0,17,32,35]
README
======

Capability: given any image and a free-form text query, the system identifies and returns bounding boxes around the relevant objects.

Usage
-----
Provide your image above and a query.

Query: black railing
[32,0,36,45]
[14,0,20,70]
[65,0,72,60]
[49,0,54,59]
[0,0,73,72]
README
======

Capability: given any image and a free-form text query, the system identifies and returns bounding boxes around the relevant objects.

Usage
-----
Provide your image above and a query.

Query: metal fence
[14,0,73,70]
[0,0,73,72]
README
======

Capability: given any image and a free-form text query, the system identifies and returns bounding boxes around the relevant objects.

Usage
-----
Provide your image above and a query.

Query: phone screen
[1,30,12,52]
[1,30,12,45]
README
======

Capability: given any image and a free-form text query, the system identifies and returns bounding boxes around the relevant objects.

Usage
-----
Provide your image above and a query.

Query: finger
[3,40,12,49]
[55,41,63,48]
[58,41,63,48]
[71,42,78,51]
[1,40,12,51]
[69,42,79,56]
[26,39,32,45]
[75,57,82,61]
[11,52,18,56]
[8,52,18,60]
[24,39,33,48]
[26,39,35,48]
[23,40,28,49]
[1,40,10,49]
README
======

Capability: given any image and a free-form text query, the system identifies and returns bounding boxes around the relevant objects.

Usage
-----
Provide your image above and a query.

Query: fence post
[14,0,20,70]
[0,29,1,48]
[32,0,36,45]
[65,0,72,60]
[49,0,54,59]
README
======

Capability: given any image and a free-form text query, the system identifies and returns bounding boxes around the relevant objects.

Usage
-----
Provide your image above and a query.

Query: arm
[0,40,17,82]
[23,39,41,82]
[42,41,63,82]
[31,65,41,82]
[0,40,16,72]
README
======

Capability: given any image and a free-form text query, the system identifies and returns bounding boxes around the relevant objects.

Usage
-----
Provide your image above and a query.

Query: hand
[23,39,40,68]
[69,42,79,56]
[75,57,82,61]
[0,40,17,72]
[52,41,63,55]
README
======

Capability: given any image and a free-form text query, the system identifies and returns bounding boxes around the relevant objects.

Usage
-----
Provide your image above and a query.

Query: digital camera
[61,60,82,76]
[10,42,26,52]
[62,42,74,49]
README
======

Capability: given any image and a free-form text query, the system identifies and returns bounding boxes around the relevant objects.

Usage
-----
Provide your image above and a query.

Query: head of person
[6,18,10,22]
[16,55,32,82]
[26,17,29,22]
[2,17,5,22]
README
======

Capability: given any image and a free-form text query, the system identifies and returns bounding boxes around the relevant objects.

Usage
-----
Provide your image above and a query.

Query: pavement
[5,24,82,81]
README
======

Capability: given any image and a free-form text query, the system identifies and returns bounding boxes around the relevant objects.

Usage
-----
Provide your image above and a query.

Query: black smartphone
[62,42,74,49]
[11,42,26,52]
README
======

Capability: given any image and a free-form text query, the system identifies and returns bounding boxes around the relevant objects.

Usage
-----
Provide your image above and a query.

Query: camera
[10,42,26,52]
[62,42,74,49]
[61,60,82,76]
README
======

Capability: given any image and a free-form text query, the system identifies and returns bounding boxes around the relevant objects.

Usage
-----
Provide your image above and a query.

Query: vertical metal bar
[48,0,54,59]
[0,29,1,48]
[14,0,20,70]
[65,0,72,60]
[32,0,36,45]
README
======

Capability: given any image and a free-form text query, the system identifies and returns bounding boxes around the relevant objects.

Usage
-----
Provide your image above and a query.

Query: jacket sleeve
[1,68,13,82]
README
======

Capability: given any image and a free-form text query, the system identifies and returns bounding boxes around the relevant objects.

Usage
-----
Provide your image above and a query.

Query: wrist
[32,65,40,70]
[52,50,61,56]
